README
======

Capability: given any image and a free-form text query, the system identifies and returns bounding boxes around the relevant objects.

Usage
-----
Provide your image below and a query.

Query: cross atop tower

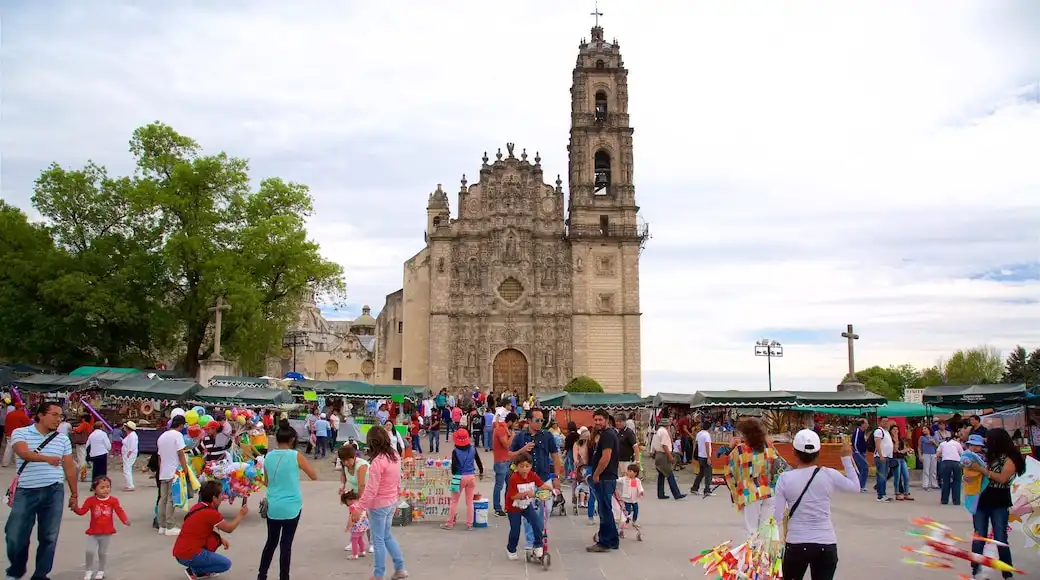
[590,0,603,28]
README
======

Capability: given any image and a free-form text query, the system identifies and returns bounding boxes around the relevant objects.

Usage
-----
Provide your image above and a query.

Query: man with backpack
[871,420,895,502]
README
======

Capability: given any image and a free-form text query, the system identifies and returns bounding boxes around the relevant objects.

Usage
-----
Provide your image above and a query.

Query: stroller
[550,485,568,516]
[592,488,642,542]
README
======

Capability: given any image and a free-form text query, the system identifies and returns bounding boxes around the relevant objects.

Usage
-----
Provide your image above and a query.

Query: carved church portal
[493,348,528,399]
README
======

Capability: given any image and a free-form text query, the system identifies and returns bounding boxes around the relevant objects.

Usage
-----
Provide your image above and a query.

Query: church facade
[376,24,647,397]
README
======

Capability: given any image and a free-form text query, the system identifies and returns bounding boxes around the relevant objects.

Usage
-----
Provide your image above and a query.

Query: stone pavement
[1,459,1037,579]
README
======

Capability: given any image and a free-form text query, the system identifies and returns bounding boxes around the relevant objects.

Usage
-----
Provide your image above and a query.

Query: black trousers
[691,458,711,494]
[258,513,301,580]
[90,454,107,485]
[783,543,838,580]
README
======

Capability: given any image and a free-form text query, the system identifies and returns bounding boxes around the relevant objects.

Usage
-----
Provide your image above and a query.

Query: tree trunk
[182,326,206,380]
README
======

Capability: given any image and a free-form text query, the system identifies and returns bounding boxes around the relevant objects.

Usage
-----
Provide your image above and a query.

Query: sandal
[440,523,454,530]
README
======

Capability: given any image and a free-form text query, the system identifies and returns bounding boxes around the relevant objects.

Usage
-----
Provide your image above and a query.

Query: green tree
[848,365,902,400]
[564,375,604,393]
[1026,348,1040,386]
[941,346,1003,385]
[29,122,346,376]
[1004,346,1030,383]
[918,366,945,387]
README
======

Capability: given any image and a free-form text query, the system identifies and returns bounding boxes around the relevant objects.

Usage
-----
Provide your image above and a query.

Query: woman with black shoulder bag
[772,429,859,580]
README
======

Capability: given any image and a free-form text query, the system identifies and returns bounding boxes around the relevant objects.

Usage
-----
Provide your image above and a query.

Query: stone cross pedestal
[837,323,865,392]
[197,296,234,386]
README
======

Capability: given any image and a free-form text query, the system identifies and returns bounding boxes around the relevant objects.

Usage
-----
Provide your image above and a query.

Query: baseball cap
[967,434,985,447]
[793,429,821,453]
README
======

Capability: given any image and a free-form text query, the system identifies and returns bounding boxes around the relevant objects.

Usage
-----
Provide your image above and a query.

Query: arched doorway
[493,348,528,400]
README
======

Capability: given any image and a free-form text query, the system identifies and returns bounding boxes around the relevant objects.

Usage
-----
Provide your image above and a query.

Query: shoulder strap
[16,431,61,476]
[788,466,821,519]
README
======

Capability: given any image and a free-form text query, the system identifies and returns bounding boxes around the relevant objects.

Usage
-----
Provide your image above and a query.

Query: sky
[2,0,1039,394]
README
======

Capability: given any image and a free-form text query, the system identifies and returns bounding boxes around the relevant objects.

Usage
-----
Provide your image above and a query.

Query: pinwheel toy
[904,517,1025,576]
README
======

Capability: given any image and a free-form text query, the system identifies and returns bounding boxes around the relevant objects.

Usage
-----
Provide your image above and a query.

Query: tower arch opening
[594,90,608,122]
[594,150,612,194]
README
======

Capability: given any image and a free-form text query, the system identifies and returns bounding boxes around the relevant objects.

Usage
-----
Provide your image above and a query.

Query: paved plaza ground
[1,454,1037,579]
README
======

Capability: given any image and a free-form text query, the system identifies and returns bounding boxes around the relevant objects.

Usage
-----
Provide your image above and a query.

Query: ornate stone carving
[466,258,481,289]
[596,293,614,313]
[541,257,556,289]
[595,255,615,277]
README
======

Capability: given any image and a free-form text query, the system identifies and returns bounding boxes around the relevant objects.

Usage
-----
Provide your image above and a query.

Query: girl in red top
[72,476,130,580]
[505,452,552,561]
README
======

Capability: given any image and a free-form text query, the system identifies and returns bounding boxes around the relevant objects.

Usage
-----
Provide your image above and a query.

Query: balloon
[187,425,202,438]
[184,410,200,425]
[225,410,232,418]
[171,407,186,418]
[237,415,247,425]
[245,465,257,479]
[192,405,205,414]
[198,414,212,426]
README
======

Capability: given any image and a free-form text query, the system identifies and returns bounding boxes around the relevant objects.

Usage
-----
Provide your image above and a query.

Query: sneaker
[495,510,507,517]
[674,494,687,500]
[507,551,519,561]
[534,547,544,558]
[94,573,105,580]
[877,497,892,502]
[587,518,597,526]
[369,545,375,553]
[390,570,410,580]
[344,545,351,551]
[84,572,95,580]
[158,527,167,535]
[165,527,182,536]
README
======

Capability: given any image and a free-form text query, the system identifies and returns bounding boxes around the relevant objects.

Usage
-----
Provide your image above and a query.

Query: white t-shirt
[57,422,71,435]
[696,430,712,458]
[330,414,340,430]
[938,439,964,462]
[872,428,893,458]
[87,429,111,458]
[157,429,186,481]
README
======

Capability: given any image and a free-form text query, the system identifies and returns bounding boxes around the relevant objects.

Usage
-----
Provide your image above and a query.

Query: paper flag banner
[303,391,318,401]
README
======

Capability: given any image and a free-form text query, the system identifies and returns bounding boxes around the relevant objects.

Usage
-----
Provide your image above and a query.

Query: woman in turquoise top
[257,426,317,580]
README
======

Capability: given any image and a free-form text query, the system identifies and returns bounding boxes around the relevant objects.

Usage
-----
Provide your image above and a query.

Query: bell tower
[566,16,647,394]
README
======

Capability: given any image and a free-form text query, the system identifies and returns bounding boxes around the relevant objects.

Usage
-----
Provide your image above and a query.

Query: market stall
[543,392,648,427]
[191,386,294,408]
[99,376,204,453]
[922,383,1028,409]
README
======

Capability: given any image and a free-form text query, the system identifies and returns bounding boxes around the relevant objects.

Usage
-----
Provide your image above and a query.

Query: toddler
[505,452,553,561]
[619,463,645,522]
[71,476,130,580]
[341,491,370,559]
[575,478,590,509]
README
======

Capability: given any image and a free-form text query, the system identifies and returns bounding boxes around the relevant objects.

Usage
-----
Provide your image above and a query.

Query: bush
[564,376,604,393]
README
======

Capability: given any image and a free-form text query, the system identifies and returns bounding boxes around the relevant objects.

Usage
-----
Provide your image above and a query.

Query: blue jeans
[5,482,64,580]
[177,550,232,576]
[428,430,440,453]
[874,456,892,498]
[624,501,639,522]
[507,504,544,553]
[564,452,574,479]
[522,497,547,550]
[314,435,328,457]
[483,428,493,451]
[972,506,1013,578]
[893,458,909,495]
[592,479,619,549]
[411,434,422,453]
[585,466,597,519]
[852,452,868,490]
[493,461,511,512]
[369,504,406,579]
[939,460,962,505]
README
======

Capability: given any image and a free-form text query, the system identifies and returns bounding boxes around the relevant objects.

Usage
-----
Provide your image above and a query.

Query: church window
[315,342,326,351]
[595,59,605,69]
[433,216,441,227]
[397,321,403,333]
[594,150,611,194]
[497,277,524,303]
[393,367,402,381]
[599,215,610,235]
[595,91,608,122]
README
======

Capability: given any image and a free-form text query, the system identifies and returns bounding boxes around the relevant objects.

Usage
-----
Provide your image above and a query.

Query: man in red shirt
[172,480,247,577]
[1,402,31,467]
[492,412,518,516]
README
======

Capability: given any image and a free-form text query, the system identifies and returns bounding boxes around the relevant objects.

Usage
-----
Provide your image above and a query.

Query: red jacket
[5,409,31,437]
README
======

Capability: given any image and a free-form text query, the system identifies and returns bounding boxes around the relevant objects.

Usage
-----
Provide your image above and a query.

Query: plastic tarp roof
[651,392,697,406]
[14,373,102,394]
[69,366,141,377]
[690,390,798,408]
[539,392,647,409]
[792,401,956,418]
[192,386,294,407]
[102,376,202,401]
[922,383,1027,408]
[788,390,888,408]
[291,380,423,401]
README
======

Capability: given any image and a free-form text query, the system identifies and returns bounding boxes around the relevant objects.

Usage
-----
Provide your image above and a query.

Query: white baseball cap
[793,429,821,453]
[319,413,327,419]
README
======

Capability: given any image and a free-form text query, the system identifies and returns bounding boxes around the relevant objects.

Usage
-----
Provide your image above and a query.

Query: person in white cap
[313,413,331,459]
[772,429,858,580]
[121,421,139,491]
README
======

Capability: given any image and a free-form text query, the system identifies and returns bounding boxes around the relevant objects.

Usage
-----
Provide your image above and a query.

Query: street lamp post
[754,339,784,391]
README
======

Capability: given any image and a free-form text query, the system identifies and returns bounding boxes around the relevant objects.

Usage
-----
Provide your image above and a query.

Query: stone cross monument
[207,297,231,360]
[197,296,234,385]
[837,323,865,392]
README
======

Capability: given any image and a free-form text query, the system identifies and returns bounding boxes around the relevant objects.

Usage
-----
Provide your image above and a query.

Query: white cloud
[3,0,1039,393]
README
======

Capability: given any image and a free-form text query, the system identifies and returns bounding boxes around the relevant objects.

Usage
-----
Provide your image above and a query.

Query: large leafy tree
[840,363,924,400]
[26,122,345,376]
[941,346,1004,385]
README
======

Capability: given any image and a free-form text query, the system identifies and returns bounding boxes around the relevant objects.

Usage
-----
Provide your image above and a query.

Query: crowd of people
[1,394,1033,580]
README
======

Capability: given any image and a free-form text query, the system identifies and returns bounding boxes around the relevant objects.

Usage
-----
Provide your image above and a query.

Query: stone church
[376,24,647,397]
[268,294,378,381]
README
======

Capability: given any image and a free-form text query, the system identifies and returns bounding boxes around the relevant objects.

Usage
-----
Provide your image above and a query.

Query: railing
[566,222,650,244]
